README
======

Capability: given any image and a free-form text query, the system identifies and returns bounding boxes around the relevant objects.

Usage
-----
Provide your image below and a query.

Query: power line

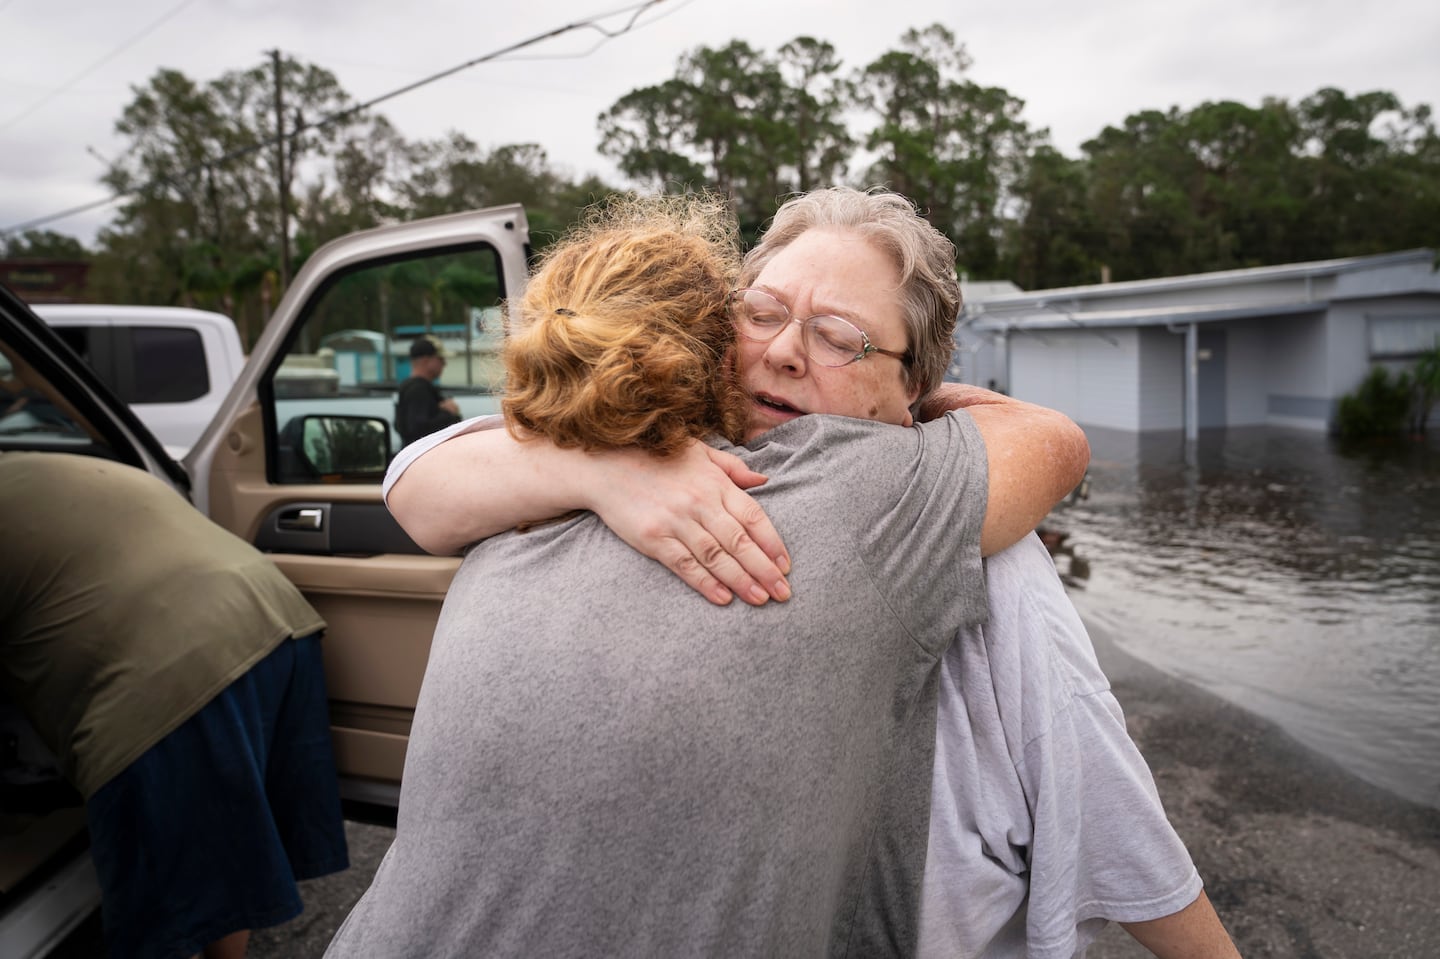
[323,0,681,126]
[0,0,201,134]
[1,0,676,237]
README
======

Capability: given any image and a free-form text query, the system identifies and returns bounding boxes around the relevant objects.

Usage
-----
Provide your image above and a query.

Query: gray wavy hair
[738,187,962,404]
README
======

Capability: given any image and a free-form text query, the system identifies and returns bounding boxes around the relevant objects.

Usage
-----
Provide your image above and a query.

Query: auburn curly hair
[502,194,750,455]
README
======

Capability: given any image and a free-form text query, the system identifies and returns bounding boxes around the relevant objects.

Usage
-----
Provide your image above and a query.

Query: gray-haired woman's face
[735,228,918,440]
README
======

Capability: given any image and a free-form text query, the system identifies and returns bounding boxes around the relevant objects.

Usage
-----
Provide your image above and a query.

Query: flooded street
[1049,425,1440,809]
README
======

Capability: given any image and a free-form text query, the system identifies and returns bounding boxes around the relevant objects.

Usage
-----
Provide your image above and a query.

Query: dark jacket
[396,376,460,448]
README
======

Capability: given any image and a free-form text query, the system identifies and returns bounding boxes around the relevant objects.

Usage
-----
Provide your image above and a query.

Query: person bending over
[0,452,348,959]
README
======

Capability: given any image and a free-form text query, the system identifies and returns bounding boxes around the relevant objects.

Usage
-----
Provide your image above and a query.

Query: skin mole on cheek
[868,405,879,417]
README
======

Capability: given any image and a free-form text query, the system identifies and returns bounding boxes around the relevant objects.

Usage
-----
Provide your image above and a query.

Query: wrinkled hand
[585,440,791,607]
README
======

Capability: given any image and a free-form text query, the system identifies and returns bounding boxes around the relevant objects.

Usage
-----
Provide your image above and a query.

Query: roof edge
[973,248,1437,309]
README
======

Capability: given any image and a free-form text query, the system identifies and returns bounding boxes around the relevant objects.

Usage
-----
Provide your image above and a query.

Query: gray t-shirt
[332,412,988,958]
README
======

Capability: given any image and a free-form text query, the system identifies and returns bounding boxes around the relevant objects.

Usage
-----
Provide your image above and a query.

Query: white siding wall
[1137,329,1185,430]
[1326,303,1374,396]
[1009,334,1075,414]
[1264,313,1331,429]
[1010,328,1140,430]
[1263,314,1328,395]
[949,327,1004,390]
[1225,324,1270,425]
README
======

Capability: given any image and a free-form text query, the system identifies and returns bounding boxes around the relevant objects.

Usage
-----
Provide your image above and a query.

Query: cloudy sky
[3,0,1437,246]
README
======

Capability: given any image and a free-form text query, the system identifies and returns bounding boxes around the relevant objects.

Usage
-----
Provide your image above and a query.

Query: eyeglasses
[728,288,910,369]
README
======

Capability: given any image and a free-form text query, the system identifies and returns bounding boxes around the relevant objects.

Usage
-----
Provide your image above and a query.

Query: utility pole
[271,49,291,290]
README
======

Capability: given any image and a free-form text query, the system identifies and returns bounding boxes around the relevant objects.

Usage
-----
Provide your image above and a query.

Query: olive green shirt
[0,453,325,797]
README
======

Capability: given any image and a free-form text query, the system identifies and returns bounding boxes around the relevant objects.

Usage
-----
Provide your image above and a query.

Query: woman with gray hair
[736,186,962,409]
[384,187,1237,957]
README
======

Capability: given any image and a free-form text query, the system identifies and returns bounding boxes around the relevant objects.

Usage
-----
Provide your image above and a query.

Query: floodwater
[1048,425,1440,809]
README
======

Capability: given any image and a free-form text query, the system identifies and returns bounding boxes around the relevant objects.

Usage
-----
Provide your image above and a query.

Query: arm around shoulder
[386,426,595,555]
[386,427,792,607]
[920,384,1089,557]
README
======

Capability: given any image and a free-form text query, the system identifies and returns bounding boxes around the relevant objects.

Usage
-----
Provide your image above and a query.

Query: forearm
[388,425,790,604]
[387,427,594,555]
[1121,890,1242,958]
[916,382,1020,423]
[923,384,1090,556]
[972,399,1089,555]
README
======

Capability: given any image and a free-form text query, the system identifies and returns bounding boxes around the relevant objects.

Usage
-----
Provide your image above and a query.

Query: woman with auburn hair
[328,193,1004,957]
[501,193,749,455]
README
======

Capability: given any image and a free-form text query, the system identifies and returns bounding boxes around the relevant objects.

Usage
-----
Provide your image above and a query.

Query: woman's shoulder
[741,412,974,458]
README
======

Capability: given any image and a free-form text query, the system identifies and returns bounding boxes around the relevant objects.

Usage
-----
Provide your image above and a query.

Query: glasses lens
[733,289,788,340]
[804,315,866,367]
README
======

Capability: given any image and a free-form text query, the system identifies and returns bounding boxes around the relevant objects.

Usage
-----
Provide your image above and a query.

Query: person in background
[395,334,460,447]
[0,452,349,959]
[385,187,1240,957]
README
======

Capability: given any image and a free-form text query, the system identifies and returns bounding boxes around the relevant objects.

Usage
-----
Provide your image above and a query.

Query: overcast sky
[3,0,1438,247]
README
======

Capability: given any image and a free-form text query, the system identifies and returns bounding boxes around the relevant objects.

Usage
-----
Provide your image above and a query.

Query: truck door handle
[277,506,325,531]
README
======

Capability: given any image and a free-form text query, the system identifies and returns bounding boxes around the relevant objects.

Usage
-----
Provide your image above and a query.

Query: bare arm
[390,387,1085,600]
[918,383,1090,557]
[1120,890,1243,958]
[386,426,792,607]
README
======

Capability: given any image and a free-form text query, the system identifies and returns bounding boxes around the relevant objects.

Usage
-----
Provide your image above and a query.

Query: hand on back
[584,440,792,607]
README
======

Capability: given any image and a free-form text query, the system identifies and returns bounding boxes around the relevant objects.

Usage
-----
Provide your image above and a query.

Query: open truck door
[184,204,531,815]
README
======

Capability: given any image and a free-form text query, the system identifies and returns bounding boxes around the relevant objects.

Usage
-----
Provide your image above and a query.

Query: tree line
[5,24,1438,344]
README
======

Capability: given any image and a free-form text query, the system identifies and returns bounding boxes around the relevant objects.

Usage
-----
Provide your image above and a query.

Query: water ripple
[1055,426,1440,808]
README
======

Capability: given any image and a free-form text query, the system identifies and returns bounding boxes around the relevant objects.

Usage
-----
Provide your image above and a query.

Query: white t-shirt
[384,418,1203,958]
[920,533,1201,958]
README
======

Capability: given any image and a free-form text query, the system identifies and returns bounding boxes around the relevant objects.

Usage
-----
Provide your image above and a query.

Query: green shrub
[1336,366,1413,438]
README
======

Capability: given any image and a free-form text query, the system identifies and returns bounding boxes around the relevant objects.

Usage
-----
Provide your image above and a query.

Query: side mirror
[288,414,392,481]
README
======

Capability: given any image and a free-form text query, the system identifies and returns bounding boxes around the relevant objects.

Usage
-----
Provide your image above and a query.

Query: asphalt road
[59,627,1440,957]
[1081,628,1440,958]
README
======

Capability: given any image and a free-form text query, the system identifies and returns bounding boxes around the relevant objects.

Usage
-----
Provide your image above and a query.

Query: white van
[31,304,245,456]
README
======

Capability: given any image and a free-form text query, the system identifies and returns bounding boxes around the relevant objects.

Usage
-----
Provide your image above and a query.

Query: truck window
[118,327,210,404]
[50,325,126,404]
[51,326,98,368]
[267,244,509,484]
